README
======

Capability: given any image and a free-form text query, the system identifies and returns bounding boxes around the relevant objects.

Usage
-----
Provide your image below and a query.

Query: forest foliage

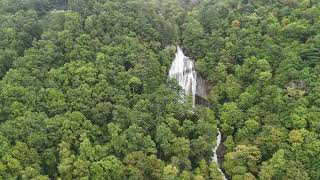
[0,0,223,179]
[181,0,320,179]
[0,0,320,179]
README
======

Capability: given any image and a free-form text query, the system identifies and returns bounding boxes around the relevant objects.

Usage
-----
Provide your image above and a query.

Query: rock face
[169,46,227,179]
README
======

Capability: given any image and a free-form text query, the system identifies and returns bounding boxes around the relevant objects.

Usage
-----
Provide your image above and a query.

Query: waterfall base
[195,95,211,107]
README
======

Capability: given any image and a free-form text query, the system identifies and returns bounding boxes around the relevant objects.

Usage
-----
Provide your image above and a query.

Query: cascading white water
[169,46,208,107]
[212,131,221,163]
[169,46,227,179]
[169,46,197,106]
[213,131,228,180]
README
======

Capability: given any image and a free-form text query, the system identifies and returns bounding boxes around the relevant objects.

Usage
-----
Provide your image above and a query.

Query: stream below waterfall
[169,46,227,180]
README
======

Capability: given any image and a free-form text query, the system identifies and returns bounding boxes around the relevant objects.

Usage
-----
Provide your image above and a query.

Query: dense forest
[0,0,319,179]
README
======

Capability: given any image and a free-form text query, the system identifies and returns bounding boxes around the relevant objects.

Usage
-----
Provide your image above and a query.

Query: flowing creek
[169,46,227,179]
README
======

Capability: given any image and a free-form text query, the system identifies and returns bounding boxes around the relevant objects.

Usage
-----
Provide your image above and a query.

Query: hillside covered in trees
[0,0,320,179]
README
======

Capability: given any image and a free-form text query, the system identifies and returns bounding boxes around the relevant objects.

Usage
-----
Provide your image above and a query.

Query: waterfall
[169,46,197,106]
[169,46,227,179]
[169,46,208,107]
